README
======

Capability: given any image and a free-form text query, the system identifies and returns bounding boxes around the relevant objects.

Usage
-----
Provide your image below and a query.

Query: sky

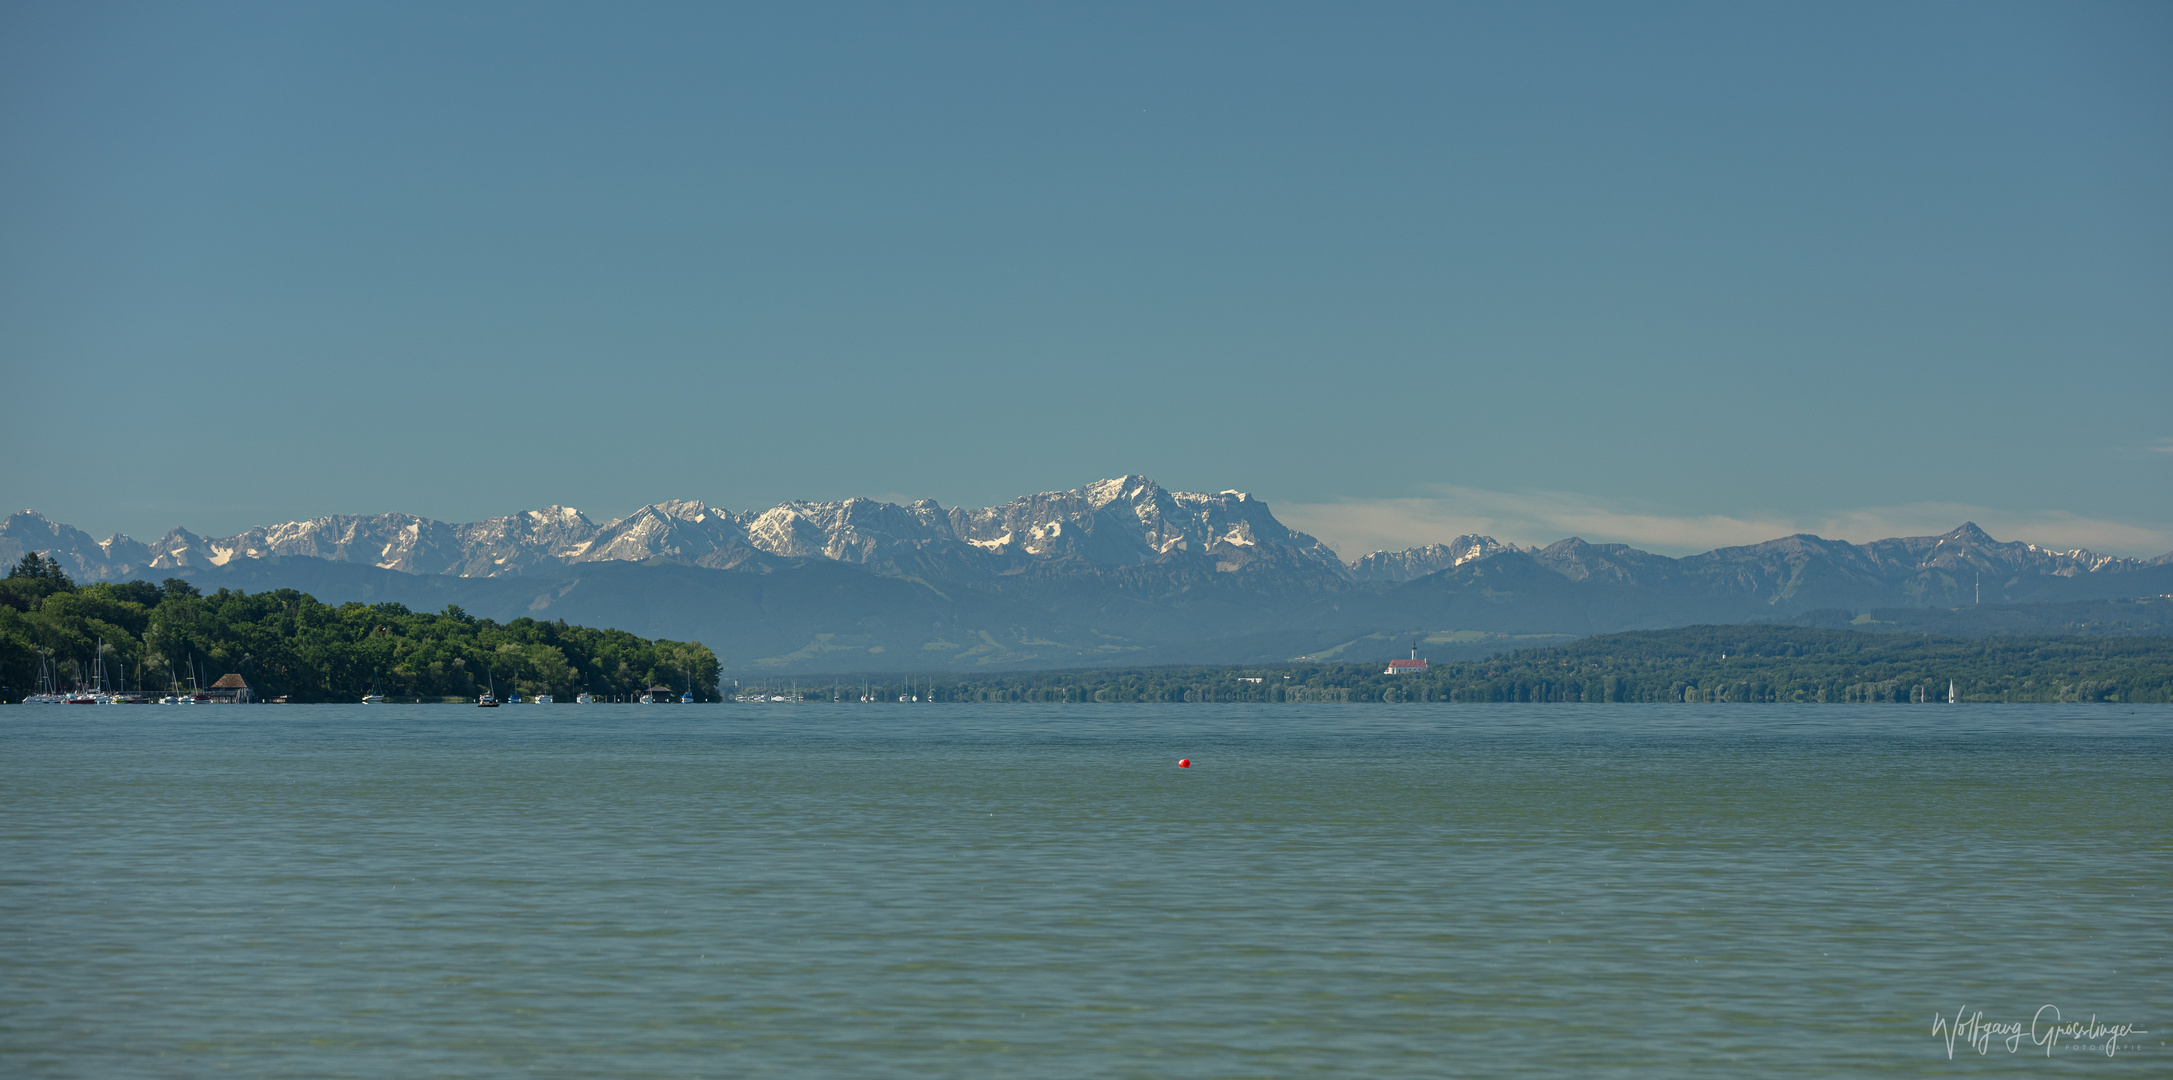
[3,1,2168,558]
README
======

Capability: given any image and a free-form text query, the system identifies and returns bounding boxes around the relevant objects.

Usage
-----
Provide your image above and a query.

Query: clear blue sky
[3,2,2168,556]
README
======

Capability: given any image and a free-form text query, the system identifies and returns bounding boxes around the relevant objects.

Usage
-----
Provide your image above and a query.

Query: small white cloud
[1277,485,2173,560]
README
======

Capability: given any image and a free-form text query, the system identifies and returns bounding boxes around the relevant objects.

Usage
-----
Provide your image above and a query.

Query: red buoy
[1177,758,1191,768]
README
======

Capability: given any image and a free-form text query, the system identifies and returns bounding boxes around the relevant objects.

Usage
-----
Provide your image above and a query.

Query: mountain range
[8,476,2171,671]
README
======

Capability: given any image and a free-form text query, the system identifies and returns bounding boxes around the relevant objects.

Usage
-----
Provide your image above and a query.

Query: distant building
[1385,645,1427,676]
[205,674,254,704]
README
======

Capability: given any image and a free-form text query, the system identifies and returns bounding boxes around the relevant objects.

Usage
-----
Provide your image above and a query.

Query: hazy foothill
[924,626,2173,704]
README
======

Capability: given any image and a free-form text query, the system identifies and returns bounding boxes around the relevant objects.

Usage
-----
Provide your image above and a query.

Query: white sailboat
[24,653,64,703]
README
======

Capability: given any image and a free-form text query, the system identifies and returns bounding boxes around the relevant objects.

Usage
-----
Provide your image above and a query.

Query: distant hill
[1782,597,2173,637]
[914,626,2173,705]
[7,477,2169,672]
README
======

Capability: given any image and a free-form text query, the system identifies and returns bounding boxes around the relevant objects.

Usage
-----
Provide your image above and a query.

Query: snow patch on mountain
[1348,536,1518,582]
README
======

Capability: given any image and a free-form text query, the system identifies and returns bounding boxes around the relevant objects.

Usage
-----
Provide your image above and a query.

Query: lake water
[2,704,2166,1077]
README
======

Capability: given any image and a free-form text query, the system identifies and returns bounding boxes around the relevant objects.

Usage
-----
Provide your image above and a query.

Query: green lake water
[2,704,2166,1076]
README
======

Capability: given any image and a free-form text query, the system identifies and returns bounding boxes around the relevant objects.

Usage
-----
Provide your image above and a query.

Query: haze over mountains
[7,476,2171,671]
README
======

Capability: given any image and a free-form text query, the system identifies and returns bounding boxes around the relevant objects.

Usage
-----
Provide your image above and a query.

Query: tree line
[811,625,2173,704]
[1,553,720,703]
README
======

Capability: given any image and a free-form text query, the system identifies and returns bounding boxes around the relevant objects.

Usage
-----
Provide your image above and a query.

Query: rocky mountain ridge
[1348,536,1521,582]
[5,479,2165,599]
[1,476,1350,584]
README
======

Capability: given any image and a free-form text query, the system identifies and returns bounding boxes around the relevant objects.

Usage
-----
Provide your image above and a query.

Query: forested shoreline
[1,554,720,703]
[827,626,2173,704]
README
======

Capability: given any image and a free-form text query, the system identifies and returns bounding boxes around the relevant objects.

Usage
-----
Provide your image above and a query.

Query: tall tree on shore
[8,552,74,588]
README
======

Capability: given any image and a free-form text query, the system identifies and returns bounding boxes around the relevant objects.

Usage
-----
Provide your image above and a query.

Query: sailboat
[362,670,386,704]
[67,640,111,703]
[478,670,500,707]
[185,655,209,703]
[100,642,135,703]
[24,653,64,704]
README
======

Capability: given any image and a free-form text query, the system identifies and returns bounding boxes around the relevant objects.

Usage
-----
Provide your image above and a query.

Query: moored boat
[24,655,65,703]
